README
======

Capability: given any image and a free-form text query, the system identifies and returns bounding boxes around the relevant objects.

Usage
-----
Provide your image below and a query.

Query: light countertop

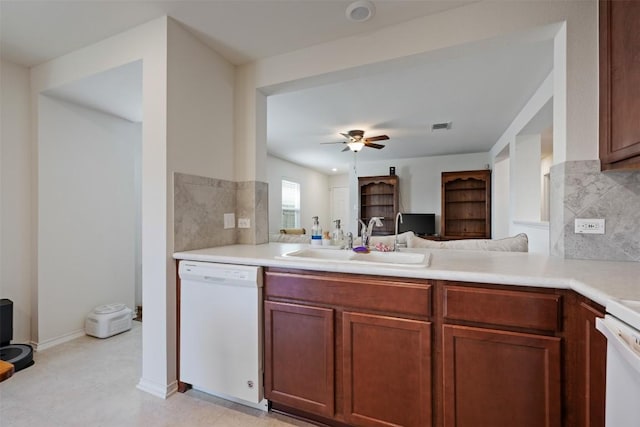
[174,243,640,309]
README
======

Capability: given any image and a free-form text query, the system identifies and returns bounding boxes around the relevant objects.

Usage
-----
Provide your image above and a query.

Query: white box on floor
[85,304,132,338]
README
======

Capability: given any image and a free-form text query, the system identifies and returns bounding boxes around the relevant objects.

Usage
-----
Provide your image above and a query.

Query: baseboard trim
[137,378,178,399]
[32,328,86,351]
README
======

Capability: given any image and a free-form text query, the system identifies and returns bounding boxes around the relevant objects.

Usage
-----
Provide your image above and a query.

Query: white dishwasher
[179,260,267,411]
[596,298,640,427]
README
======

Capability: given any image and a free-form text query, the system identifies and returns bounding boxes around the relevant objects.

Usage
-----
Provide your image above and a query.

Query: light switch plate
[574,218,605,234]
[224,213,235,229]
[238,218,251,229]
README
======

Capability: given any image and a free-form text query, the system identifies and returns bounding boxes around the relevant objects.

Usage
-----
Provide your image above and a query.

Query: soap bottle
[332,219,344,246]
[311,216,322,246]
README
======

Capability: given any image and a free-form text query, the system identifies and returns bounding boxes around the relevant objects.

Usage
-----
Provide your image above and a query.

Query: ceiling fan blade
[364,135,389,142]
[320,141,345,145]
[341,146,351,152]
[365,142,385,149]
[340,132,352,140]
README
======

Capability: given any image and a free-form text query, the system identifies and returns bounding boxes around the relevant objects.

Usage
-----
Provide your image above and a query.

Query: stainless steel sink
[277,248,430,268]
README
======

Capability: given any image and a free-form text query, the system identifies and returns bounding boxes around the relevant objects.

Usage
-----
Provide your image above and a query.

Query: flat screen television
[397,213,436,236]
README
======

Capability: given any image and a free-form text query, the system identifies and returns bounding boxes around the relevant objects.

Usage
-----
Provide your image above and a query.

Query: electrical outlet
[574,218,605,234]
[238,218,251,229]
[224,213,235,229]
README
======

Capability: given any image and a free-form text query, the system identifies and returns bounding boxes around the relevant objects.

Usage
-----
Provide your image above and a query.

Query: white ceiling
[0,0,475,67]
[1,1,554,175]
[268,33,554,173]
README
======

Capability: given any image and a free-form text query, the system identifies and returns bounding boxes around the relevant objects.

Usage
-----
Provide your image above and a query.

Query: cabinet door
[343,312,431,427]
[443,324,561,427]
[264,301,335,417]
[575,302,606,427]
[599,0,640,170]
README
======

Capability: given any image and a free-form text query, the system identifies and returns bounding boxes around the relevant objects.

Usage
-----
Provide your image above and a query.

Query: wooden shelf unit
[441,170,491,239]
[358,175,399,236]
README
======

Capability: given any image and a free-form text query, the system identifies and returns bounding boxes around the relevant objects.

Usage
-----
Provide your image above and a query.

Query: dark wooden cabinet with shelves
[358,175,399,236]
[441,170,491,239]
[599,0,640,171]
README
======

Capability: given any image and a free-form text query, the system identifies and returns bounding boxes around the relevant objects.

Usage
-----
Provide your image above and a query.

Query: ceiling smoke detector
[431,122,453,131]
[346,0,376,23]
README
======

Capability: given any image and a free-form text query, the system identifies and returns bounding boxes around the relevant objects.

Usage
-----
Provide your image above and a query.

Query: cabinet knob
[247,380,254,388]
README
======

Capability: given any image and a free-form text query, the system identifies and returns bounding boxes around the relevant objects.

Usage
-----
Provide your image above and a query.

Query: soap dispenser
[311,216,322,246]
[332,219,344,246]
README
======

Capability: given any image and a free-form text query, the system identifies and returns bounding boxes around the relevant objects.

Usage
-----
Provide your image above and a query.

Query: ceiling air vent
[431,122,452,131]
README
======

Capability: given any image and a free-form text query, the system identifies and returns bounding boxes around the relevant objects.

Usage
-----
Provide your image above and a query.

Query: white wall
[0,60,32,343]
[37,96,138,345]
[490,73,553,254]
[329,173,349,188]
[349,153,490,235]
[492,157,510,239]
[329,173,350,233]
[514,134,542,222]
[267,155,330,233]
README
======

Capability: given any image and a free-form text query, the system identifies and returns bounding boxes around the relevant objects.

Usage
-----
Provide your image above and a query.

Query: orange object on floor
[0,359,14,382]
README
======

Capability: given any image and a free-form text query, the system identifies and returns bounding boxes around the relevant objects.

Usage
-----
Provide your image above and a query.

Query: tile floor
[0,322,314,427]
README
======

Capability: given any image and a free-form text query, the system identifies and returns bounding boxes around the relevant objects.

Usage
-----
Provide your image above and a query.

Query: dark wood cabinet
[264,268,432,426]
[441,170,491,239]
[264,301,335,417]
[439,282,562,427]
[442,325,561,427]
[566,297,607,427]
[343,312,431,427]
[358,175,399,236]
[259,269,607,427]
[599,0,640,171]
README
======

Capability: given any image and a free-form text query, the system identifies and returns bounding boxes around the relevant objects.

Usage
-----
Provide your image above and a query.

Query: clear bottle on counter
[332,219,344,246]
[311,216,322,246]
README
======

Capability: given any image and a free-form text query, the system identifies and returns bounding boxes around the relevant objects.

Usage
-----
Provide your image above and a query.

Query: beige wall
[167,20,235,181]
[0,59,32,343]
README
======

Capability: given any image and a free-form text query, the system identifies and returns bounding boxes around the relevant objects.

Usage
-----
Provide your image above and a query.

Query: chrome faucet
[394,212,403,251]
[359,217,384,247]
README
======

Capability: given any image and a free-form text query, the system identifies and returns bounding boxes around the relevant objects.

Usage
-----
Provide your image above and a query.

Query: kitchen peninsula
[174,243,640,427]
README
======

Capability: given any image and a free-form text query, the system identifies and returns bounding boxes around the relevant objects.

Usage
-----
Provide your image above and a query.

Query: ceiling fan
[321,130,389,152]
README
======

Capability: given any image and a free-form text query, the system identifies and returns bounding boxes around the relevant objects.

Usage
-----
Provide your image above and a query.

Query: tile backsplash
[174,172,268,252]
[550,160,640,261]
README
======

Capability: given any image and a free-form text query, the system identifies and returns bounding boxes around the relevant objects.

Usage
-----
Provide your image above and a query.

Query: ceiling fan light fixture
[346,0,375,23]
[348,141,365,152]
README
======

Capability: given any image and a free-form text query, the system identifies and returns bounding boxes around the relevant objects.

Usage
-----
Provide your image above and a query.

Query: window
[281,179,300,228]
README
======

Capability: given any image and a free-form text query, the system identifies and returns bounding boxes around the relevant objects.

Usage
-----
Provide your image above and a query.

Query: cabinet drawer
[443,284,561,332]
[265,269,431,318]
